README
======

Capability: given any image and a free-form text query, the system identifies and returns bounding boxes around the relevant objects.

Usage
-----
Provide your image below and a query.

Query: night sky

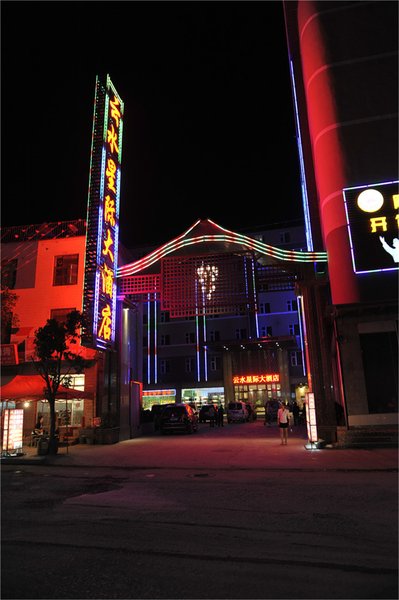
[1,1,302,248]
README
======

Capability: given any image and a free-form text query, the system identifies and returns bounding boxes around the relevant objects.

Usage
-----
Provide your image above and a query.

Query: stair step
[335,426,398,449]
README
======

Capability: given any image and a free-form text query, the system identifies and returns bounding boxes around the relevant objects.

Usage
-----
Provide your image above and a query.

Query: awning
[0,375,93,401]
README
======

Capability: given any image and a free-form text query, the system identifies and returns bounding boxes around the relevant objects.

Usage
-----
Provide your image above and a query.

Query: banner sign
[2,408,24,455]
[343,180,399,274]
[82,75,124,350]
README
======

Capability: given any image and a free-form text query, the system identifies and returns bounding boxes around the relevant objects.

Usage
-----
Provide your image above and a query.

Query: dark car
[198,404,218,423]
[159,403,199,434]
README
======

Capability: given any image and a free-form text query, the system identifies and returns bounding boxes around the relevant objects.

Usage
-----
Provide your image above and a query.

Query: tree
[1,288,19,344]
[33,310,87,455]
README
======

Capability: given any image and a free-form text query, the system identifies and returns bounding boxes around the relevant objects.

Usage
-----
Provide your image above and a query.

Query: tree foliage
[0,288,19,344]
[33,310,88,454]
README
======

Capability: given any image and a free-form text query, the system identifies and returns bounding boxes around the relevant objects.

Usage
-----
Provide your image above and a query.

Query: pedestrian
[277,402,290,445]
[216,404,224,427]
[292,402,300,426]
[34,415,44,434]
[208,404,216,427]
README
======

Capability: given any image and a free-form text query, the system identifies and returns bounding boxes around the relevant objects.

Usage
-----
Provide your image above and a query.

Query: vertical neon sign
[82,75,124,350]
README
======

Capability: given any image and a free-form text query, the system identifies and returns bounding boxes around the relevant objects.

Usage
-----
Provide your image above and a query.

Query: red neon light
[233,374,280,385]
[142,389,175,396]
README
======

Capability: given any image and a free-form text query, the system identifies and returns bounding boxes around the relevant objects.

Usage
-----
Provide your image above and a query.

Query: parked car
[226,401,248,423]
[159,403,199,434]
[199,404,218,423]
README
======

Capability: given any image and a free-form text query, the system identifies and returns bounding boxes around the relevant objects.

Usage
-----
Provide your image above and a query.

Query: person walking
[277,402,290,445]
[216,404,224,427]
[208,405,216,428]
[292,402,300,426]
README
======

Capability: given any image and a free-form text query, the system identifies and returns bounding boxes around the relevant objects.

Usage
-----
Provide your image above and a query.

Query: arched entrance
[117,218,329,442]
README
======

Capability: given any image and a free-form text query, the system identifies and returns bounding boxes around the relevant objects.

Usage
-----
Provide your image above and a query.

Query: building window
[261,325,273,337]
[185,357,195,373]
[259,303,271,314]
[287,299,298,311]
[160,334,170,346]
[53,254,78,286]
[235,328,247,340]
[160,359,170,374]
[1,259,17,289]
[289,323,300,336]
[209,330,220,342]
[160,311,169,323]
[290,351,302,367]
[280,232,291,244]
[185,332,196,344]
[210,356,221,371]
[50,308,75,324]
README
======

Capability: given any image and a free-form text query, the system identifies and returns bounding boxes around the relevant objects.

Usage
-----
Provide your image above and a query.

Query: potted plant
[94,414,120,444]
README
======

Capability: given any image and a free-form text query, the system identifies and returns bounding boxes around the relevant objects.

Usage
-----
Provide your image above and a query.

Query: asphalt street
[2,421,398,600]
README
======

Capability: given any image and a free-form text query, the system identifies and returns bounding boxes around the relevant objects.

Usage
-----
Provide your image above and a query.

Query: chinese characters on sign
[2,409,24,455]
[0,344,18,366]
[95,85,123,348]
[233,374,280,385]
[80,75,125,351]
[343,180,399,274]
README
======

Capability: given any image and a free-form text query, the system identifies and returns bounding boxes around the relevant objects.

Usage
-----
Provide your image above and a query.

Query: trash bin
[37,437,49,455]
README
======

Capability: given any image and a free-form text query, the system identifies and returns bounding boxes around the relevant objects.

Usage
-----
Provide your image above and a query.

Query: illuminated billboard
[343,180,399,274]
[2,409,24,455]
[233,374,280,385]
[82,75,124,350]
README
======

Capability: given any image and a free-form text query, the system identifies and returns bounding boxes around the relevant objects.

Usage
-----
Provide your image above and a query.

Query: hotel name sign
[83,75,124,351]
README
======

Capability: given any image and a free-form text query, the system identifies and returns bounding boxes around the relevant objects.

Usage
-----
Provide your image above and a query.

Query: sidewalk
[2,424,398,471]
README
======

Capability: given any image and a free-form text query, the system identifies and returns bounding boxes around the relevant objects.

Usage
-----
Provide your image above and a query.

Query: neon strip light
[143,389,176,396]
[203,313,208,382]
[147,295,151,384]
[93,270,100,339]
[290,60,313,251]
[342,189,358,274]
[296,295,307,377]
[118,222,328,278]
[298,295,312,391]
[252,257,260,338]
[154,294,158,384]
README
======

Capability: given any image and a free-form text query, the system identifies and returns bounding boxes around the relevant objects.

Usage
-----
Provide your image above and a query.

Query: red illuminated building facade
[283,1,398,443]
[0,221,98,438]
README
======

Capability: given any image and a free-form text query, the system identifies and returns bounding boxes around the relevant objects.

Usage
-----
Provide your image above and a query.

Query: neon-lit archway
[117,219,327,277]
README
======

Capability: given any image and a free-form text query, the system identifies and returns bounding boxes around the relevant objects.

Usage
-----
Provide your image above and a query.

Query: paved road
[4,420,397,472]
[2,422,398,599]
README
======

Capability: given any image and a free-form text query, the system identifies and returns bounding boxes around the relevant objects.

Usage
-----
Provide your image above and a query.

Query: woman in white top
[277,403,290,445]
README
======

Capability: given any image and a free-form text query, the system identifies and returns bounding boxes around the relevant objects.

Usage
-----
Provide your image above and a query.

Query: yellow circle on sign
[356,189,384,212]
